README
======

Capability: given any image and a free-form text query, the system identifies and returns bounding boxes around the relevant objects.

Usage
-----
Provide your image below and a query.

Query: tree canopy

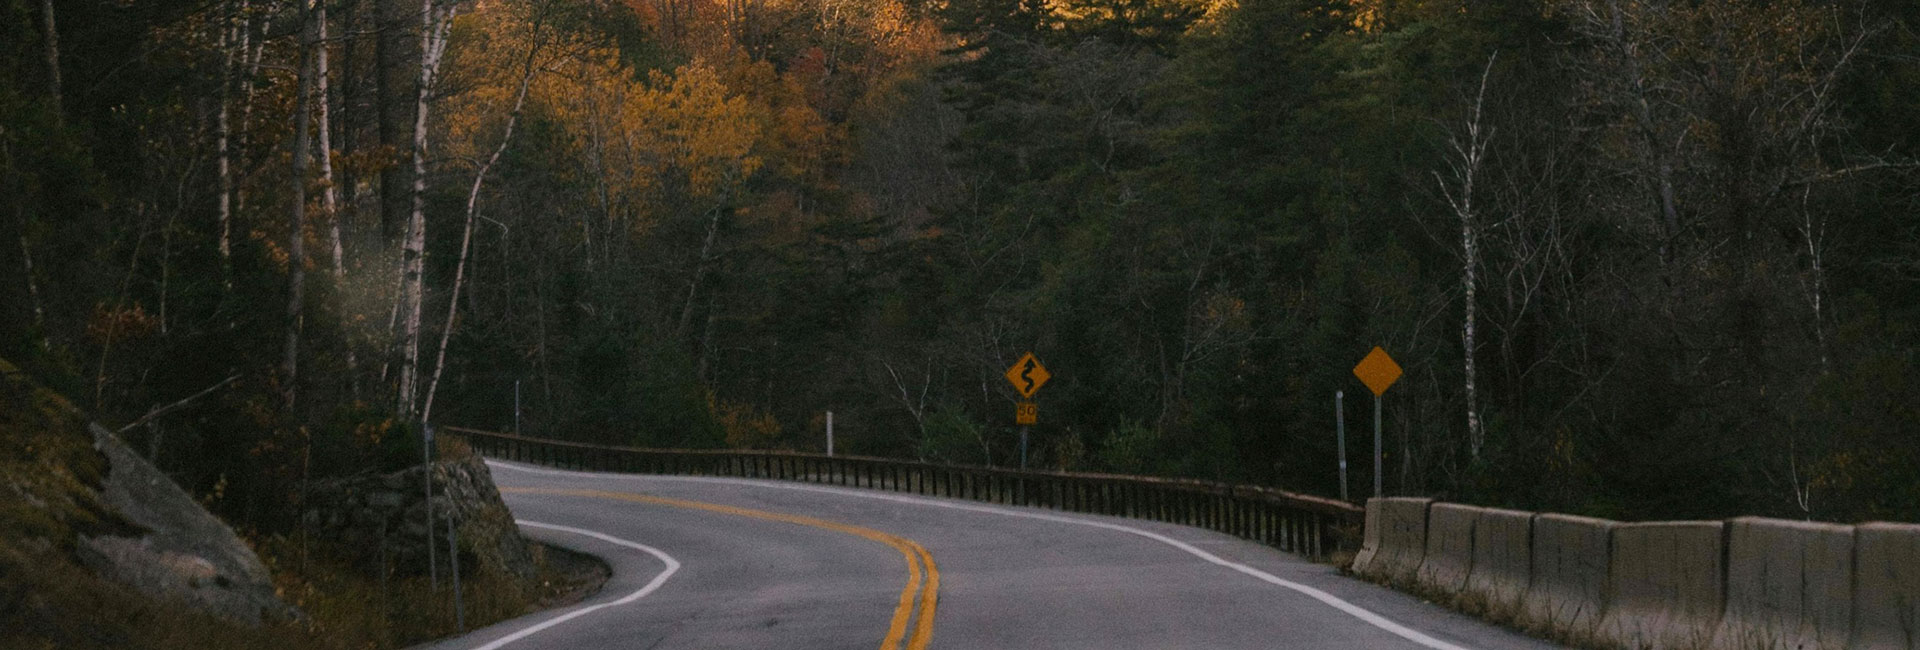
[3,0,1917,532]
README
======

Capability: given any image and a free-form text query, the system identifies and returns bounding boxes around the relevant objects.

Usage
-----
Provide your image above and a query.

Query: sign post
[1336,390,1348,502]
[1352,347,1403,499]
[826,410,835,457]
[1004,352,1051,470]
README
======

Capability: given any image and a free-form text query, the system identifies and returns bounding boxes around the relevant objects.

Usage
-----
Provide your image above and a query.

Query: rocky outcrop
[302,450,534,582]
[78,423,296,626]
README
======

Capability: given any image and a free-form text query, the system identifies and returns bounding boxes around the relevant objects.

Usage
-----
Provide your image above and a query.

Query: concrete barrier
[1461,507,1532,621]
[1353,497,1432,586]
[1351,498,1385,574]
[1416,503,1480,595]
[1709,517,1853,650]
[1598,521,1726,650]
[1524,513,1615,639]
[1853,522,1920,650]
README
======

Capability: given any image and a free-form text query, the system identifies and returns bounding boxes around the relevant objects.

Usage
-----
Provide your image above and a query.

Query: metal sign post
[1004,353,1050,471]
[1019,427,1030,470]
[1336,390,1348,502]
[514,380,521,433]
[1351,347,1403,500]
[826,411,835,457]
[1373,394,1383,499]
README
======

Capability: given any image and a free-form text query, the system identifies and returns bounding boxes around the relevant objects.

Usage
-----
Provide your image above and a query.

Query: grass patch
[256,536,608,649]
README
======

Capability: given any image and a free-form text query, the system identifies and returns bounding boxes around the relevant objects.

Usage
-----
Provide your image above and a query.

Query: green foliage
[918,406,990,465]
[3,0,1917,551]
[1095,419,1160,475]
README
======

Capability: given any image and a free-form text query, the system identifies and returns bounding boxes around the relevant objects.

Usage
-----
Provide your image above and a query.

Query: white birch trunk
[316,0,341,278]
[234,0,268,221]
[285,0,315,407]
[421,38,542,424]
[17,217,42,330]
[1437,54,1496,462]
[679,204,725,338]
[314,0,358,393]
[216,3,237,288]
[395,0,455,419]
[40,0,61,122]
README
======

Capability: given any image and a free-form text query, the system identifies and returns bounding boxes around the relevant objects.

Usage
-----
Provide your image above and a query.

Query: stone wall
[302,450,533,582]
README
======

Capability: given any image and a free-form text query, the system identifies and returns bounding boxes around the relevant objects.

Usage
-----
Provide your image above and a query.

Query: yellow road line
[883,537,921,649]
[907,539,939,649]
[503,487,938,650]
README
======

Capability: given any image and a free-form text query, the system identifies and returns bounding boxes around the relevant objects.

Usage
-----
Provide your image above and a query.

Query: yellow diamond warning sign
[1004,352,1050,399]
[1353,347,1403,397]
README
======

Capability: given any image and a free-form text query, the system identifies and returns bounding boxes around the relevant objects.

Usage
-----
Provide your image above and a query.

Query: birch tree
[1435,54,1496,462]
[215,0,238,289]
[284,0,316,407]
[421,4,553,424]
[40,0,61,123]
[394,0,456,419]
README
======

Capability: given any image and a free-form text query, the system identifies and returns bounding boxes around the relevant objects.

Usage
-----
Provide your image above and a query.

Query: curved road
[420,460,1562,650]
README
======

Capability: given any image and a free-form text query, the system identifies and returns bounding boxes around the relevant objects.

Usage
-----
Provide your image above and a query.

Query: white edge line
[491,459,1476,650]
[464,520,681,650]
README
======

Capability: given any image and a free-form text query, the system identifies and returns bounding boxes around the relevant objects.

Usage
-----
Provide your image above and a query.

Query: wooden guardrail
[444,426,1363,557]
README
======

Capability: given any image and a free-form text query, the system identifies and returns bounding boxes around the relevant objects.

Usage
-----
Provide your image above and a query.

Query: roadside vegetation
[1,1,1915,611]
[0,359,605,650]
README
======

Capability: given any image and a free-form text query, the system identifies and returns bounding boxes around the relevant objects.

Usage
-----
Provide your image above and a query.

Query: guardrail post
[1209,492,1219,530]
[1227,494,1238,537]
[1228,494,1240,537]
[1280,511,1293,552]
[1228,498,1244,540]
[1261,503,1274,547]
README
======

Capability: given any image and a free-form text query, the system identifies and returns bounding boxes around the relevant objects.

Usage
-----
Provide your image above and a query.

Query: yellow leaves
[711,395,782,449]
[1344,0,1384,34]
[719,53,838,180]
[442,3,557,165]
[534,49,767,224]
[630,64,766,198]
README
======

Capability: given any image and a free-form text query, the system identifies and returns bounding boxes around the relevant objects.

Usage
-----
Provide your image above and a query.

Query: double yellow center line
[502,487,939,650]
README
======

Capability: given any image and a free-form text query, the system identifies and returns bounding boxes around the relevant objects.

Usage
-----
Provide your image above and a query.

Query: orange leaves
[535,46,792,227]
[712,395,782,449]
[634,64,767,197]
[86,304,159,344]
[545,53,766,204]
[455,0,946,236]
[442,3,561,166]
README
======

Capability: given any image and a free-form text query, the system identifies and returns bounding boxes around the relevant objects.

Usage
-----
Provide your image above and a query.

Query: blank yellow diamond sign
[1353,347,1403,397]
[1004,352,1050,399]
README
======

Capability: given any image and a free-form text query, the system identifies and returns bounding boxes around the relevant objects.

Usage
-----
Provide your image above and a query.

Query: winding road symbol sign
[1004,352,1051,399]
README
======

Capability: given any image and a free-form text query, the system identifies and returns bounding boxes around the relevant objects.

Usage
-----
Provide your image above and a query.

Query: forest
[3,0,1917,539]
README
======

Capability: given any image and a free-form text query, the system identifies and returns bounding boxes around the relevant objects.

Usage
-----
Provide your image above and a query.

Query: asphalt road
[419,460,1564,650]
